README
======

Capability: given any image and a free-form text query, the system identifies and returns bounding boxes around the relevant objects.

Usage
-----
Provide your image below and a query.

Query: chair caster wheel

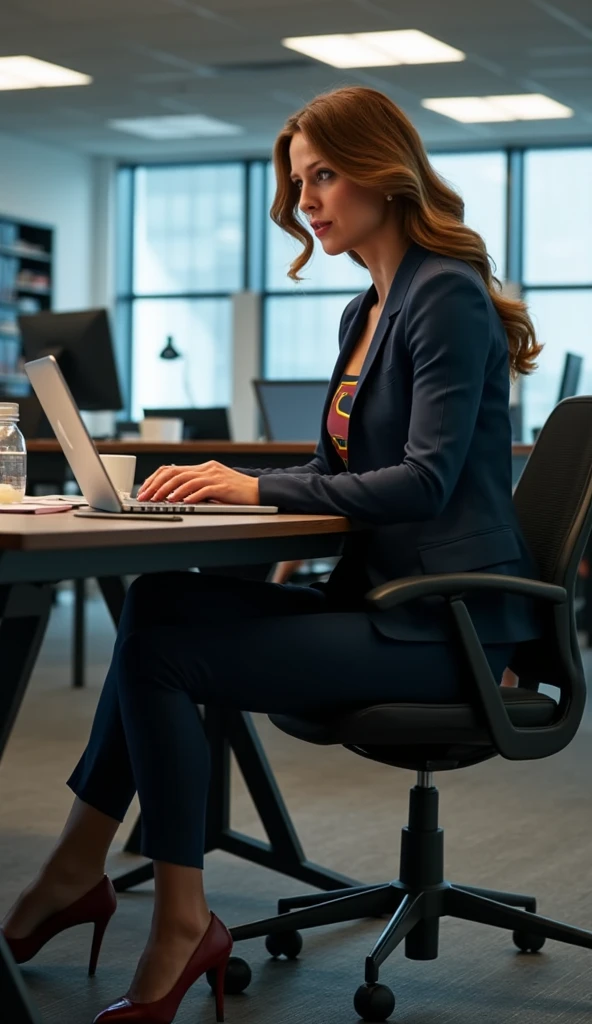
[265,930,303,959]
[206,956,252,995]
[354,983,395,1021]
[513,929,546,953]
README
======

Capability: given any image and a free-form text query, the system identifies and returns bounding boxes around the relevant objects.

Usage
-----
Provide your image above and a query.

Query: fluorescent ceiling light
[0,56,92,90]
[282,30,465,68]
[108,115,243,139]
[422,94,573,122]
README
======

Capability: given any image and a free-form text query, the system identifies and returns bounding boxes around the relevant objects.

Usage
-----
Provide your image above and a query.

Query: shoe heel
[214,954,230,1023]
[88,914,113,977]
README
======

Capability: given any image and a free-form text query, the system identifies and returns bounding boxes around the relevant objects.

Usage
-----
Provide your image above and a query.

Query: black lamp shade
[159,335,181,360]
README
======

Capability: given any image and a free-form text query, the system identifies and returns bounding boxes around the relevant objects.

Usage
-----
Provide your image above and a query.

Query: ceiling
[0,0,591,161]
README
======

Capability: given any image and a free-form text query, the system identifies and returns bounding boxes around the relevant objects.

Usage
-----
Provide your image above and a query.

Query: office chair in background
[219,396,592,1021]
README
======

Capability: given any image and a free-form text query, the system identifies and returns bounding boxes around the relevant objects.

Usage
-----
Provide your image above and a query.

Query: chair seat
[269,687,557,751]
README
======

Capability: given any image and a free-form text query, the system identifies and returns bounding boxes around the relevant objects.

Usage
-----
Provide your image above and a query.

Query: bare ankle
[151,911,211,945]
[40,857,104,890]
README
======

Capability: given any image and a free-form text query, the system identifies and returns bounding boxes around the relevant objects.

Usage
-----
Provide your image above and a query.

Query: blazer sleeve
[258,270,492,524]
[238,440,330,479]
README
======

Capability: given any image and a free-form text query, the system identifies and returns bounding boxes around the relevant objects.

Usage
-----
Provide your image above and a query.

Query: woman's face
[289,130,390,257]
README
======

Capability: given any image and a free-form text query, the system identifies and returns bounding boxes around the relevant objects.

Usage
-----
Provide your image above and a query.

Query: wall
[0,132,119,432]
[0,130,106,311]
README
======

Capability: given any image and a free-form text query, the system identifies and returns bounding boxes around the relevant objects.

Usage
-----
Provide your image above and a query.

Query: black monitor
[19,308,123,411]
[557,352,583,403]
[143,407,231,441]
[253,379,329,442]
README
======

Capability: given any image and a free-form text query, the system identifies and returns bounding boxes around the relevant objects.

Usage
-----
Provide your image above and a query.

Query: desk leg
[0,584,53,763]
[72,579,86,689]
[113,707,357,894]
[0,584,53,1024]
[0,933,42,1024]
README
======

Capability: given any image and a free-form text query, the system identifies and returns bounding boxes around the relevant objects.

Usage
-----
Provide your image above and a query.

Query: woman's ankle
[39,856,105,891]
[151,910,211,945]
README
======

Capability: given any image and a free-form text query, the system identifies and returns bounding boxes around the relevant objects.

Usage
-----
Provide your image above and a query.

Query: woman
[1,86,543,1023]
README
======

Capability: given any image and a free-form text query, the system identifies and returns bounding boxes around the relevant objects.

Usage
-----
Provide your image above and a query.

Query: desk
[0,510,356,1024]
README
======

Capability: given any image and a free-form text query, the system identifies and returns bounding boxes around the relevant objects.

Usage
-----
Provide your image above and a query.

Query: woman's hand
[136,462,260,506]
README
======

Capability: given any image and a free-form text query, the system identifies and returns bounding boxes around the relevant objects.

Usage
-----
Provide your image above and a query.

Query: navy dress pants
[68,572,513,868]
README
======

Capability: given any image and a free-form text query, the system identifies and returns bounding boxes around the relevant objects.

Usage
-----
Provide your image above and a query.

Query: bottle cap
[0,403,18,421]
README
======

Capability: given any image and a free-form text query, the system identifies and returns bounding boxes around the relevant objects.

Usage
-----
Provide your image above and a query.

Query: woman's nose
[298,187,318,214]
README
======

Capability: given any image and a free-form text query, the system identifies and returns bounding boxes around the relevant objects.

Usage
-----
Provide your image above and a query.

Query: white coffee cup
[140,417,184,442]
[100,454,137,499]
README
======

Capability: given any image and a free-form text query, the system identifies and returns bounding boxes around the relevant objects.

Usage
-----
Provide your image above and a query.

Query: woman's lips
[312,221,332,237]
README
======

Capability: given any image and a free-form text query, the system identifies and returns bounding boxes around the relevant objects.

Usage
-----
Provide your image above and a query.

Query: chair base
[229,777,592,998]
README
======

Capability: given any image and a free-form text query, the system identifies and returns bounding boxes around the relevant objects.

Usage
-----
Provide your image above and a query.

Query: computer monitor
[253,379,329,442]
[19,308,123,411]
[143,407,231,441]
[557,352,583,403]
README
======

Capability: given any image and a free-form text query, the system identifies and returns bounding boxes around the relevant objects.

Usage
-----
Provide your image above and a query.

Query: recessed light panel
[282,30,465,68]
[422,94,574,122]
[108,115,243,139]
[0,56,91,90]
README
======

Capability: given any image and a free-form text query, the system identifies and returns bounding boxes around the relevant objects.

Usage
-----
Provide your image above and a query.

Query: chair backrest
[514,396,592,593]
[511,397,592,697]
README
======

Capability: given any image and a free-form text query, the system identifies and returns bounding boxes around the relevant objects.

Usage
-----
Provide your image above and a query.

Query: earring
[386,194,393,201]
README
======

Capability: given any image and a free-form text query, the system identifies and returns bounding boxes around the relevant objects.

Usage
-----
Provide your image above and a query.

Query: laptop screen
[254,380,329,442]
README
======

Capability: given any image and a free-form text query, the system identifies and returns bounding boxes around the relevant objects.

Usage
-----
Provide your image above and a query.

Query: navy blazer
[254,242,543,643]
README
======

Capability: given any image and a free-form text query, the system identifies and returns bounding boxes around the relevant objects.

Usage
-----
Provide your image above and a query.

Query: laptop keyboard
[124,502,193,513]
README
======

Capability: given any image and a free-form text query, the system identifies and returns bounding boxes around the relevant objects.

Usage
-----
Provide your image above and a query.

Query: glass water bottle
[0,402,27,503]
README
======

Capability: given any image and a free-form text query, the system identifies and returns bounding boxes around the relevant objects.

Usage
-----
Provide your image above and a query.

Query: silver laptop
[25,356,278,516]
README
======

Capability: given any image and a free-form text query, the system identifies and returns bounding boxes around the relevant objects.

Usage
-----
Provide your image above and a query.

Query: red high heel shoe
[92,913,232,1024]
[2,875,116,976]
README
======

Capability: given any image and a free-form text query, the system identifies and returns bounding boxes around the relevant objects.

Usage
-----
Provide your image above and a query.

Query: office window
[429,152,507,279]
[130,298,232,421]
[117,163,245,417]
[523,149,592,286]
[522,289,592,441]
[133,164,245,295]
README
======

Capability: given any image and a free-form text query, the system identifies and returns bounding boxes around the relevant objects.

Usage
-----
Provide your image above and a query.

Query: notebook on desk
[24,356,278,517]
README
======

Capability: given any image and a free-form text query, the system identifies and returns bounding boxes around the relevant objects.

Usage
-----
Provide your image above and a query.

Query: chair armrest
[365,573,577,761]
[365,573,566,612]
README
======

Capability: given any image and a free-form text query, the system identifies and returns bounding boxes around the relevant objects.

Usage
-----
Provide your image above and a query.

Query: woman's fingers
[166,475,216,502]
[138,466,191,500]
[151,471,204,502]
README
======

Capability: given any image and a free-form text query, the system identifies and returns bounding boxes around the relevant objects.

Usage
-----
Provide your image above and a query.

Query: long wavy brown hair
[271,86,541,377]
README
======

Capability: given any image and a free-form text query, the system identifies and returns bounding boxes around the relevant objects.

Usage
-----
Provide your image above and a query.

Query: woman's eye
[317,169,333,181]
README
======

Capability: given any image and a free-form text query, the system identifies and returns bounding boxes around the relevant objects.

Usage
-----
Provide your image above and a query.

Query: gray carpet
[1,589,592,1024]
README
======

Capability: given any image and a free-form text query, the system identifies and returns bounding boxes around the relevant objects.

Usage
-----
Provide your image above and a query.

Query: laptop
[253,379,329,442]
[25,356,278,516]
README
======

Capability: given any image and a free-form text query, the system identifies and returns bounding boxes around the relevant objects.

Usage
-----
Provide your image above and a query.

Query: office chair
[215,396,592,1021]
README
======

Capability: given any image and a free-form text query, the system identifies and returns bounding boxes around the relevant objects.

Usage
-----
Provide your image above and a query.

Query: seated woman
[1,85,542,1023]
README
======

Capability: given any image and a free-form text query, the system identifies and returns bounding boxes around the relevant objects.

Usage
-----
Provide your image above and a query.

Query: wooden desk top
[0,510,352,552]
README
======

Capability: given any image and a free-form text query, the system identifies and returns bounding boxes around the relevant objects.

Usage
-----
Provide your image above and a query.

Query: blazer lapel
[319,242,429,469]
[352,242,430,409]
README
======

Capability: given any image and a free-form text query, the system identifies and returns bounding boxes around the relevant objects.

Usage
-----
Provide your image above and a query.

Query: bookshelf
[0,215,54,397]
